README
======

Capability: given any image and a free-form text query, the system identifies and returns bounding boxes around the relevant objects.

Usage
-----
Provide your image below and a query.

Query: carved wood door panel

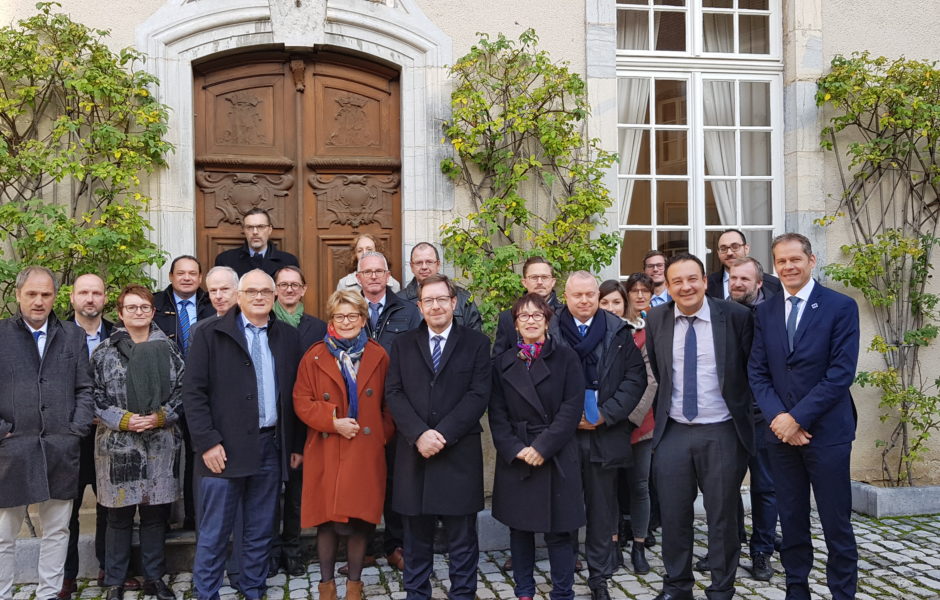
[194,52,401,316]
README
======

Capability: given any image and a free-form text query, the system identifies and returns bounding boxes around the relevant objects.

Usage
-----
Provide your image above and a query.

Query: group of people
[0,209,861,600]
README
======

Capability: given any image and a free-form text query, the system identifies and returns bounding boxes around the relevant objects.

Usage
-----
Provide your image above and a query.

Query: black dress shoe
[105,586,124,600]
[645,531,657,548]
[652,593,693,600]
[631,541,650,574]
[749,552,773,581]
[283,556,306,577]
[143,579,176,600]
[589,583,611,600]
[694,556,710,572]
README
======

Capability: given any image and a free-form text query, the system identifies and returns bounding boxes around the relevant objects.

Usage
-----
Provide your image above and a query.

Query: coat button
[363,427,371,435]
[323,393,330,400]
[244,361,250,366]
[321,432,329,439]
[365,389,373,396]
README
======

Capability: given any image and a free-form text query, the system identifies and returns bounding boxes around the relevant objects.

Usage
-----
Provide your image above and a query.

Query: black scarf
[113,330,171,415]
[557,307,606,390]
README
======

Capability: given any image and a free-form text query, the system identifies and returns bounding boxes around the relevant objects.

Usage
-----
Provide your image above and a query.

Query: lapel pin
[811,303,818,309]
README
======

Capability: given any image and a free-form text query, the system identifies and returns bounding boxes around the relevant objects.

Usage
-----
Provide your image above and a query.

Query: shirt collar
[428,322,454,343]
[240,313,268,331]
[673,298,711,323]
[368,293,387,308]
[25,320,49,335]
[173,291,195,307]
[784,278,815,304]
[250,245,268,258]
[573,315,594,329]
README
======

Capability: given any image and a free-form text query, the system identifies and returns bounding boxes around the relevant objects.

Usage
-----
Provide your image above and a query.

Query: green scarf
[114,331,171,415]
[273,300,304,328]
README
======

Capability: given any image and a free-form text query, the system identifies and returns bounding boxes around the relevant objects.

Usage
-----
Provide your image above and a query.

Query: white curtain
[618,78,650,225]
[703,79,736,226]
[740,82,771,226]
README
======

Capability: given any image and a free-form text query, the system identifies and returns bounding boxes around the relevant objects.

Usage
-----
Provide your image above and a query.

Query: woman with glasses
[489,293,585,600]
[336,233,401,293]
[293,290,394,600]
[91,285,184,600]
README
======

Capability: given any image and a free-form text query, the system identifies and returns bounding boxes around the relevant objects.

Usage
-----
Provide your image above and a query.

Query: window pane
[656,130,688,174]
[618,130,650,174]
[704,80,735,126]
[620,179,651,225]
[658,230,689,258]
[655,80,687,124]
[654,0,685,5]
[621,230,654,276]
[654,11,686,51]
[739,0,769,9]
[705,180,736,225]
[704,229,725,272]
[617,0,648,4]
[702,0,732,7]
[740,15,769,54]
[618,78,650,124]
[703,12,734,52]
[658,180,688,225]
[741,181,772,225]
[746,229,773,275]
[617,10,650,50]
[741,132,771,175]
[740,81,770,126]
[704,131,735,175]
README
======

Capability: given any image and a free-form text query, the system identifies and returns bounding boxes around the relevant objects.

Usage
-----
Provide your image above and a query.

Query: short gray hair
[237,269,276,291]
[565,270,598,289]
[730,257,764,280]
[206,266,239,288]
[357,251,389,271]
[16,266,58,292]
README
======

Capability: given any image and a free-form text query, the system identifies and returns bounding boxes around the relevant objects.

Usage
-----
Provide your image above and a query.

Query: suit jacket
[489,338,585,533]
[644,297,755,455]
[182,308,303,480]
[298,313,328,351]
[748,281,859,446]
[385,322,491,516]
[547,309,648,468]
[707,270,782,300]
[214,241,299,277]
[492,291,563,356]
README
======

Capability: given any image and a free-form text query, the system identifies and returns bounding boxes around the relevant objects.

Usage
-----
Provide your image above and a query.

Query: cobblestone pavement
[12,510,940,600]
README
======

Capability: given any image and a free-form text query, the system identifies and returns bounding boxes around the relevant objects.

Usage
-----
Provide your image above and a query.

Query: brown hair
[117,285,154,309]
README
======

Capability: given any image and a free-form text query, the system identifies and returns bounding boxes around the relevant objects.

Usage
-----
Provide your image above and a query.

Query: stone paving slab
[14,510,940,600]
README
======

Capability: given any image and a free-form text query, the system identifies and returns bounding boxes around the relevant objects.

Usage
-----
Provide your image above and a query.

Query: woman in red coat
[294,290,394,600]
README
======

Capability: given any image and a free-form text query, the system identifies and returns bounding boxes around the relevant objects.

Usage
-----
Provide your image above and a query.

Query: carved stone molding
[196,171,294,227]
[196,155,295,172]
[306,157,401,170]
[309,173,399,228]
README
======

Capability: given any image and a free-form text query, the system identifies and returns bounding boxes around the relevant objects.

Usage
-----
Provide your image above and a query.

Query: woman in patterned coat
[92,285,183,600]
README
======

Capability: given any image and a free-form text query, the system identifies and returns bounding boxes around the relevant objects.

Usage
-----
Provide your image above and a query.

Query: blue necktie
[32,330,44,358]
[431,335,443,372]
[578,324,588,337]
[247,324,267,424]
[787,296,802,352]
[682,316,698,421]
[178,300,192,355]
[369,302,381,330]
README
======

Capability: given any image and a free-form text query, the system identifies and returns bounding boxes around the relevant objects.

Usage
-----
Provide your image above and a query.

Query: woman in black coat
[489,293,586,600]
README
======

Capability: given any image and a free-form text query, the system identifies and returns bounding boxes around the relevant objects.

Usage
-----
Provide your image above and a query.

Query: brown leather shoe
[385,547,405,570]
[124,578,141,591]
[57,578,77,600]
[337,555,376,576]
[318,580,337,600]
[346,580,363,600]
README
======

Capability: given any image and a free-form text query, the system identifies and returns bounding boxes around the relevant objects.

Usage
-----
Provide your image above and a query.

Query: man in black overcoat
[547,271,647,600]
[183,269,303,600]
[214,208,299,277]
[385,274,491,600]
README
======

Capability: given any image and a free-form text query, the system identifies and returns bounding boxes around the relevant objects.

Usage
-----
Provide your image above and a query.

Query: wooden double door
[194,51,401,315]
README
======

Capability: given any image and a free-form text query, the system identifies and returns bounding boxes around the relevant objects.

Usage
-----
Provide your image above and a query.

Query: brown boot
[318,580,337,600]
[346,580,364,600]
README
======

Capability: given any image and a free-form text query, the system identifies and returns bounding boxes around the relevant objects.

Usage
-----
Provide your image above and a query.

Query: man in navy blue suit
[748,233,859,600]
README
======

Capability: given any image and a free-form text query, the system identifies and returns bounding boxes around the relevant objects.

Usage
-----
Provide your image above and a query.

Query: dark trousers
[382,444,404,554]
[402,513,477,600]
[509,529,575,600]
[64,485,106,579]
[653,420,748,600]
[180,413,196,526]
[768,441,856,600]
[104,503,170,585]
[271,465,303,563]
[626,439,653,540]
[577,431,618,589]
[748,419,778,556]
[193,432,280,600]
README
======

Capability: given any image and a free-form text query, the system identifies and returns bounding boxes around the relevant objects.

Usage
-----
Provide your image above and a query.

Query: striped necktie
[178,299,192,355]
[431,335,443,372]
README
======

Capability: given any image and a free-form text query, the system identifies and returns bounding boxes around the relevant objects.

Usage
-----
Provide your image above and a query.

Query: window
[616,0,782,276]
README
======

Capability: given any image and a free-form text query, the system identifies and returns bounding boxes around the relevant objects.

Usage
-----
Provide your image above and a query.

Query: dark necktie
[247,324,267,423]
[682,315,698,421]
[578,323,588,337]
[787,296,802,352]
[178,300,191,355]
[369,302,381,329]
[32,330,44,358]
[431,335,443,372]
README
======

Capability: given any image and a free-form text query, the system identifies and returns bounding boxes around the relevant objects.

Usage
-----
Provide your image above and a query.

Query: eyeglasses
[121,304,153,314]
[628,288,651,296]
[516,312,545,322]
[357,269,388,278]
[419,296,453,307]
[276,282,304,291]
[239,288,275,299]
[525,275,554,283]
[411,260,439,268]
[718,243,745,254]
[644,263,665,271]
[332,313,362,323]
[243,225,271,232]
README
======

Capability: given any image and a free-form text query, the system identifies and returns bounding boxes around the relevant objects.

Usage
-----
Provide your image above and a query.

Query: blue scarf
[323,325,368,419]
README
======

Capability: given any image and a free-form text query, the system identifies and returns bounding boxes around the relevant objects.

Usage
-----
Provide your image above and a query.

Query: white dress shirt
[26,321,49,359]
[783,278,815,330]
[669,300,731,424]
[428,322,454,355]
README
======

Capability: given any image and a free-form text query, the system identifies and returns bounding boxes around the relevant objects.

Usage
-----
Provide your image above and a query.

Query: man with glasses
[492,256,562,355]
[184,269,303,600]
[274,266,327,351]
[643,251,671,307]
[355,251,421,571]
[706,229,781,301]
[399,242,482,331]
[215,208,299,277]
[386,274,492,600]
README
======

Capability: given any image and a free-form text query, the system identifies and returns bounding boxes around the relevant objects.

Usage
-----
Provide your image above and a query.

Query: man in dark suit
[547,271,647,600]
[385,274,491,600]
[398,242,483,331]
[214,208,299,277]
[644,253,755,600]
[183,269,303,600]
[748,233,859,600]
[706,229,782,300]
[492,256,563,356]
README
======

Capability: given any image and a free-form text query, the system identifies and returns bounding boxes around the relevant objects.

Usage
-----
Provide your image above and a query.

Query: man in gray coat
[0,266,95,600]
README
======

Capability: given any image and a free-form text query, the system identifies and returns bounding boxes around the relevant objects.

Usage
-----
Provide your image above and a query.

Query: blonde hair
[326,289,368,321]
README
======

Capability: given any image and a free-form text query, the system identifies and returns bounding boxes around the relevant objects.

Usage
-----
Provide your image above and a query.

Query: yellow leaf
[824,93,832,101]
